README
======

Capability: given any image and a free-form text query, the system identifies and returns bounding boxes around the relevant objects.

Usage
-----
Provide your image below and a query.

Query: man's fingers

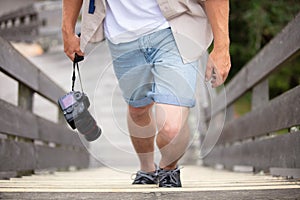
[75,49,84,57]
[69,54,75,62]
[66,49,84,62]
[65,50,75,61]
[205,62,213,82]
[206,47,231,88]
[211,68,224,88]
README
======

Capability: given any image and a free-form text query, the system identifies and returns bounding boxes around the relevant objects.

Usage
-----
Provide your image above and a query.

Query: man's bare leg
[127,103,157,172]
[155,104,190,170]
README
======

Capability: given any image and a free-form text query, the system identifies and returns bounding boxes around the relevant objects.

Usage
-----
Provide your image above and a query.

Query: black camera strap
[72,54,84,92]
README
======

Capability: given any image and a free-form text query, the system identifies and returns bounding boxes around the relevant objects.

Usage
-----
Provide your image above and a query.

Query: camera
[58,91,101,141]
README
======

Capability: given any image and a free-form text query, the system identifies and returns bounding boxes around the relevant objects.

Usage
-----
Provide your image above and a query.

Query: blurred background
[1,0,299,116]
[0,0,299,169]
[228,0,300,118]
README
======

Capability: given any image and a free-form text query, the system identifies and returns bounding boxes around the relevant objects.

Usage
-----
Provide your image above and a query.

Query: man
[62,0,230,187]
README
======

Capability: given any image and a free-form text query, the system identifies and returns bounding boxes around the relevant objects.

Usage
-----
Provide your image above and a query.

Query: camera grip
[74,53,84,63]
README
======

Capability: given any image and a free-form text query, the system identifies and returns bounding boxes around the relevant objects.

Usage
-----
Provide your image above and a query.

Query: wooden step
[0,165,299,200]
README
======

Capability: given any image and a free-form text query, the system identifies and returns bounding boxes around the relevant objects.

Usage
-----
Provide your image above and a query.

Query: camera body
[58,91,89,129]
[58,91,101,141]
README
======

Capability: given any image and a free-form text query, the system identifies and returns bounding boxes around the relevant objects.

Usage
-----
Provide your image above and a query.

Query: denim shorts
[107,28,198,108]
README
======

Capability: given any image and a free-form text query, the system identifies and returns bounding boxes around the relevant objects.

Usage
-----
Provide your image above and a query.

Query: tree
[228,0,300,97]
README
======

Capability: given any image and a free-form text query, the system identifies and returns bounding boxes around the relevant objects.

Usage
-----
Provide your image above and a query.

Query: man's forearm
[62,0,84,60]
[62,0,83,36]
[203,0,231,87]
[204,0,230,49]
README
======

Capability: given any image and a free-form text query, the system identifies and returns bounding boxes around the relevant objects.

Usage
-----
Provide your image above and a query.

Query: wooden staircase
[0,165,299,199]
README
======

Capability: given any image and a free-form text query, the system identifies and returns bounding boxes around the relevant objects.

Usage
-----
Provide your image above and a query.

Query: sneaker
[132,170,158,185]
[158,167,182,187]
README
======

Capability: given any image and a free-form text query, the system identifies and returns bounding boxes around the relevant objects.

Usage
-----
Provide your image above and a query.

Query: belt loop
[88,0,96,14]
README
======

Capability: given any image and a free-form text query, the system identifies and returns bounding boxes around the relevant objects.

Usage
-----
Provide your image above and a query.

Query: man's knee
[128,104,153,123]
[159,120,182,141]
[156,104,189,140]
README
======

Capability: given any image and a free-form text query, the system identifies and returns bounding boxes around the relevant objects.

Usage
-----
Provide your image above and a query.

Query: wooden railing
[201,13,300,178]
[0,37,89,179]
[0,4,40,42]
[0,2,62,50]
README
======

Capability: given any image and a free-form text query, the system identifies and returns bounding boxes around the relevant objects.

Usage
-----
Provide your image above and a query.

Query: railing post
[18,82,34,111]
[226,104,235,122]
[58,107,66,124]
[17,82,35,176]
[251,79,269,110]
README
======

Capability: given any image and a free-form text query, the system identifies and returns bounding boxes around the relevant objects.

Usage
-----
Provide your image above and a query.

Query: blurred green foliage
[228,0,300,97]
[269,58,300,99]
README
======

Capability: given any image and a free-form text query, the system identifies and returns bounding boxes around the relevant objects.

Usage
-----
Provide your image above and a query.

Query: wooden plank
[233,165,254,173]
[203,132,300,171]
[0,5,36,22]
[1,190,300,200]
[0,36,38,91]
[0,172,17,180]
[207,13,300,118]
[217,85,300,145]
[0,36,65,103]
[0,166,300,197]
[37,117,83,147]
[35,145,89,170]
[0,22,40,42]
[0,99,39,139]
[0,139,88,171]
[38,72,65,104]
[0,99,84,148]
[0,139,36,171]
[270,168,300,179]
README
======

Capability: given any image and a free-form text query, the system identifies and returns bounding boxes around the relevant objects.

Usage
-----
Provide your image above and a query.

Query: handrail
[206,12,300,120]
[202,12,300,177]
[0,36,65,102]
[0,36,89,178]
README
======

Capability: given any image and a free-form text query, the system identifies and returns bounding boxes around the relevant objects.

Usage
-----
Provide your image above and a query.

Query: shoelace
[131,170,158,182]
[131,164,159,182]
[158,167,182,187]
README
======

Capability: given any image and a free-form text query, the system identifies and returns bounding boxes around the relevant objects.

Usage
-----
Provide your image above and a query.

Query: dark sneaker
[158,167,182,187]
[132,170,158,185]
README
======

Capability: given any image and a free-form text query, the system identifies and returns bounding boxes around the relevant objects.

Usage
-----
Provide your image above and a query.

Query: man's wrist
[62,24,75,36]
[213,39,230,50]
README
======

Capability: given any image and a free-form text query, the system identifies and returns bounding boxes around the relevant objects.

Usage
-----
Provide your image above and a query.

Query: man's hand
[205,47,231,88]
[62,32,84,61]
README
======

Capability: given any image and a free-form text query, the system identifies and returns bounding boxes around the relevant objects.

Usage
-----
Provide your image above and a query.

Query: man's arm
[62,0,84,61]
[204,0,231,88]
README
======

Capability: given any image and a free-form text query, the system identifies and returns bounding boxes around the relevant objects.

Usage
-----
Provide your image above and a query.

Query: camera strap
[72,54,84,92]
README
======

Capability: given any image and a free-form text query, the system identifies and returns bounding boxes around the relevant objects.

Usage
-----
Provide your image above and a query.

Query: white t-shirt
[104,0,169,44]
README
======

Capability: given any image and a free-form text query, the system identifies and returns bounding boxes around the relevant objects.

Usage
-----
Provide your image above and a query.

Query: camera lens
[74,111,101,141]
[74,92,82,100]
